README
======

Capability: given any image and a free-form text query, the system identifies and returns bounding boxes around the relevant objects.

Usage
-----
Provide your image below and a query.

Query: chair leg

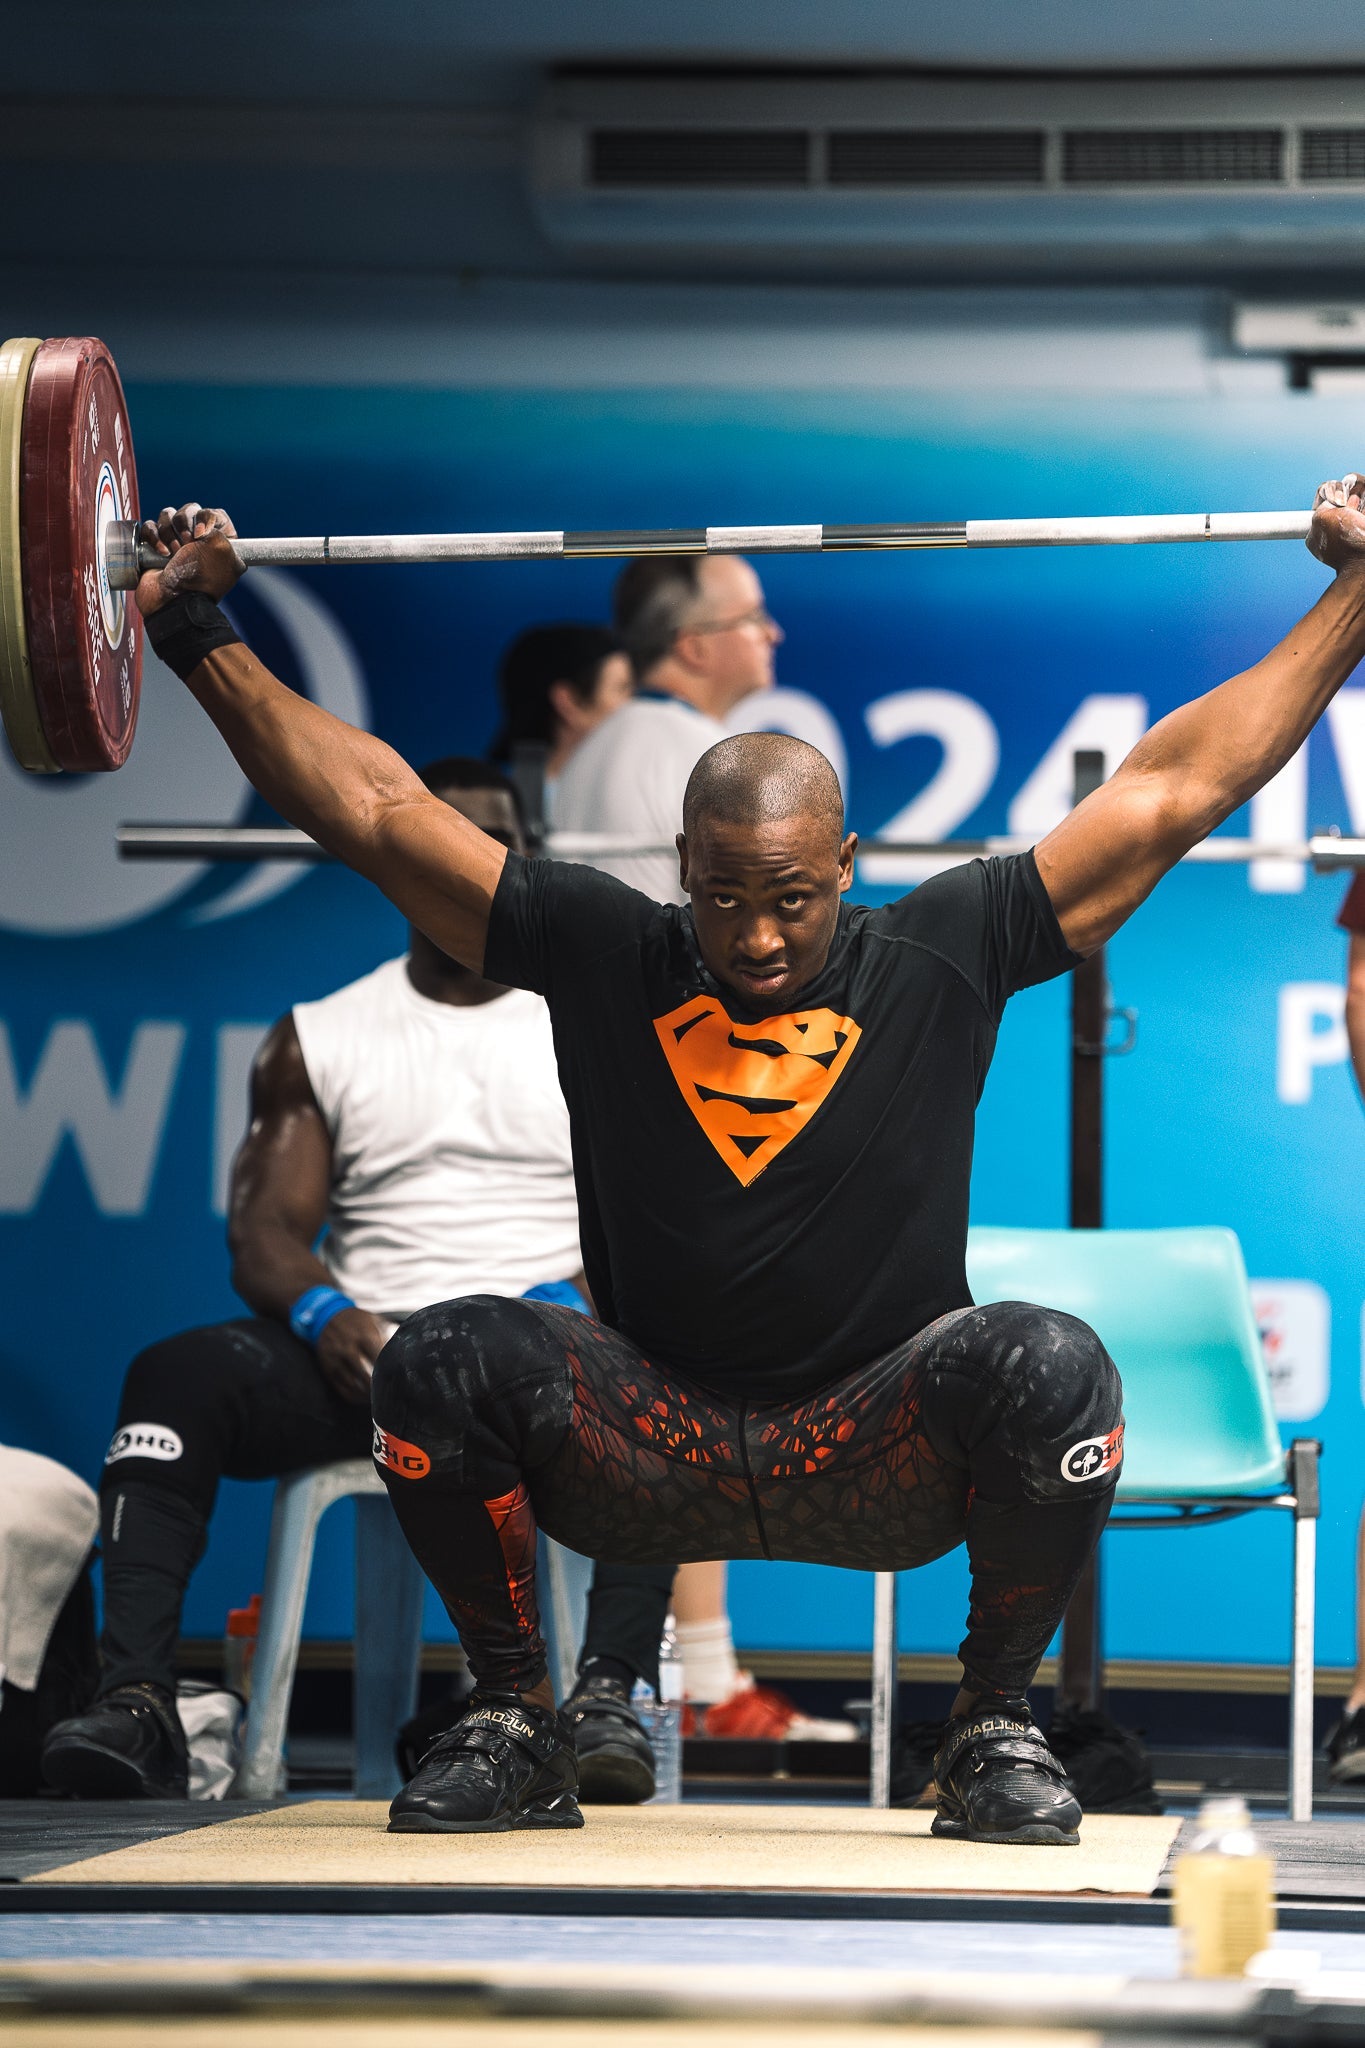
[353,1493,425,1801]
[870,1572,898,1809]
[231,1475,325,1799]
[1288,1438,1321,1825]
[540,1536,591,1701]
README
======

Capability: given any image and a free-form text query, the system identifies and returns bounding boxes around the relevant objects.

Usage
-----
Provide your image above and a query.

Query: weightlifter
[122,480,1365,1843]
[40,758,592,1800]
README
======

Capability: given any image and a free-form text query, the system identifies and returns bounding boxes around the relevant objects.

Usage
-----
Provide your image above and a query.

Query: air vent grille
[590,129,809,186]
[1063,128,1283,184]
[580,123,1365,192]
[1301,128,1365,181]
[827,129,1045,186]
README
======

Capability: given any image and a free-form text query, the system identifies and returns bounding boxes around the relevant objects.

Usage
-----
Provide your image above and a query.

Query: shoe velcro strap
[937,1712,1038,1779]
[457,1702,559,1763]
[568,1692,634,1726]
[968,1732,1068,1778]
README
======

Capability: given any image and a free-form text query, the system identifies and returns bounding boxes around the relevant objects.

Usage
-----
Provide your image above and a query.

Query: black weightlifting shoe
[388,1693,583,1834]
[931,1700,1081,1846]
[41,1681,189,1800]
[1327,1706,1365,1783]
[564,1673,656,1804]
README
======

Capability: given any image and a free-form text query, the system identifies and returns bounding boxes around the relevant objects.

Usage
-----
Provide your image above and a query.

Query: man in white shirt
[554,553,781,903]
[41,760,585,1801]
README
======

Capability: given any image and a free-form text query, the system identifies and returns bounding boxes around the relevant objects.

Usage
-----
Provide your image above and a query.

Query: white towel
[0,1445,98,1693]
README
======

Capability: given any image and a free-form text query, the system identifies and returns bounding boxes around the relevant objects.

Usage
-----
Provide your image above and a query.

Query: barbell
[0,330,1321,779]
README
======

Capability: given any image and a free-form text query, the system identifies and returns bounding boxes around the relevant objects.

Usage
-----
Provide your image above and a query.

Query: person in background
[1328,872,1365,1780]
[41,760,587,1800]
[554,554,781,902]
[556,555,853,1748]
[489,623,633,802]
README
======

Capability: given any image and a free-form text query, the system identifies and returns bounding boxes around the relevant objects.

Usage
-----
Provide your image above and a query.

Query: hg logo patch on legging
[105,1423,184,1465]
[372,1422,431,1479]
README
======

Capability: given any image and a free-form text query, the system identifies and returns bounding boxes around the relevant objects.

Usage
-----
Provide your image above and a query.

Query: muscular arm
[1348,933,1365,1102]
[1036,477,1365,955]
[228,1015,388,1403]
[136,508,506,971]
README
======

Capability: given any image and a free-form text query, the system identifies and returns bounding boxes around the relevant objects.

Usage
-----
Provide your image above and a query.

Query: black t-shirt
[486,851,1078,1400]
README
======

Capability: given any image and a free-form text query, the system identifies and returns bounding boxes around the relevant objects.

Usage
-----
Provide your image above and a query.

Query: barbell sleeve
[114,825,1365,869]
[114,510,1316,587]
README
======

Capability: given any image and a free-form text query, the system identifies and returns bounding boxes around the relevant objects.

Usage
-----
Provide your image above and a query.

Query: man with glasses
[555,555,781,904]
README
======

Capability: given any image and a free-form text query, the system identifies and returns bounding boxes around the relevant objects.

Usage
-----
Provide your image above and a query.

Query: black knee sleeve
[925,1301,1123,1507]
[372,1294,574,1496]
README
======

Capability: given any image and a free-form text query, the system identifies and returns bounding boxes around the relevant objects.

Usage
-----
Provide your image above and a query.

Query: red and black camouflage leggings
[371,1295,1123,1702]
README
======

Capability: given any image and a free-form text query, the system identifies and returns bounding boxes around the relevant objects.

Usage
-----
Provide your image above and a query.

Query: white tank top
[292,957,580,1321]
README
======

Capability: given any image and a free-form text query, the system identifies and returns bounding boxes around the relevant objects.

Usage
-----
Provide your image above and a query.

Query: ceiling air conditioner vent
[1300,128,1365,181]
[826,130,1045,186]
[1062,128,1283,184]
[589,129,809,186]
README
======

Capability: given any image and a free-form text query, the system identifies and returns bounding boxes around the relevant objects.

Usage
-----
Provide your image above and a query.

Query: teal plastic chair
[868,1227,1320,1819]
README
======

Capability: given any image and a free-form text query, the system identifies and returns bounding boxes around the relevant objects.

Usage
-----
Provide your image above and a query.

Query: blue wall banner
[3,380,1362,1669]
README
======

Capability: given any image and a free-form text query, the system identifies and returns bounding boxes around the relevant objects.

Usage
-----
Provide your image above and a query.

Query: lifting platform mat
[29,1802,1181,1900]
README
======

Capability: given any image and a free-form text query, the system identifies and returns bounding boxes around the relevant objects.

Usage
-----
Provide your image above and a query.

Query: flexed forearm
[1039,473,1365,953]
[184,639,433,873]
[136,504,505,968]
[1120,563,1365,839]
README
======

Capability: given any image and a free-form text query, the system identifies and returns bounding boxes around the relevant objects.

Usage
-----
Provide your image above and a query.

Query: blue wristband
[522,1279,590,1316]
[290,1285,356,1346]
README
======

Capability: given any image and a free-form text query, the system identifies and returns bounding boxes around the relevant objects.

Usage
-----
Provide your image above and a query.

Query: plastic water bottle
[631,1617,684,1804]
[223,1593,262,1701]
[1171,1795,1275,1977]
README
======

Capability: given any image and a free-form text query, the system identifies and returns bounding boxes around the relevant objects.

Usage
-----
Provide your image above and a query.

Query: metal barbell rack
[116,825,1365,869]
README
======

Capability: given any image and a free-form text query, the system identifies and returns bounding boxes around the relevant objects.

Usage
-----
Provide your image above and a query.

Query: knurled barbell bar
[0,331,1322,779]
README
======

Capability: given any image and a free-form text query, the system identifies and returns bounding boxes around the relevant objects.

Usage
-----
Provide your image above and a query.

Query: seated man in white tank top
[41,761,599,1801]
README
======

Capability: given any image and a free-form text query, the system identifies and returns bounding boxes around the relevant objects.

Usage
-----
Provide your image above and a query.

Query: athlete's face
[679,813,857,1010]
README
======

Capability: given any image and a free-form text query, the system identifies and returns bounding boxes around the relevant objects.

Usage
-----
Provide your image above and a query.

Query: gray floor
[2,1911,1365,1978]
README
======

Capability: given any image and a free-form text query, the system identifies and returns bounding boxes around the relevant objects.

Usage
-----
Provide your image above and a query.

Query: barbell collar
[111,511,1317,590]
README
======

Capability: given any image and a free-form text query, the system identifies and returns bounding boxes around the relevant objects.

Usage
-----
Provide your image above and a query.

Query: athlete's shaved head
[683,732,844,850]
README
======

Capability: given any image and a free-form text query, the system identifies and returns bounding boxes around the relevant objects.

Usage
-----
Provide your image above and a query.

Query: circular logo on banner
[0,570,369,936]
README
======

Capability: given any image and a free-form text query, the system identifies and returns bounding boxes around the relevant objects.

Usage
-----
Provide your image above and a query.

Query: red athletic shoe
[696,1676,857,1742]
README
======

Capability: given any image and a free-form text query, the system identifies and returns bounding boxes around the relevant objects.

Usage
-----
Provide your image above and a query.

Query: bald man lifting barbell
[101,477,1365,1846]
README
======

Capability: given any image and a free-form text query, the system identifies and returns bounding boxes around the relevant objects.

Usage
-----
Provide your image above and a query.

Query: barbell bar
[0,331,1328,781]
[115,823,1365,871]
[109,509,1312,580]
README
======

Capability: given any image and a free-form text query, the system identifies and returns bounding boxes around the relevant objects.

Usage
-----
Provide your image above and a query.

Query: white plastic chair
[230,1462,585,1800]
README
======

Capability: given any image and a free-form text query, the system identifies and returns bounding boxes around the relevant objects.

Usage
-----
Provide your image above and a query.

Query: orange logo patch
[372,1423,431,1479]
[653,996,862,1186]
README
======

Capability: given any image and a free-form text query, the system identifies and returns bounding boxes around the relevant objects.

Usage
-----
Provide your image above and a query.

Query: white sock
[675,1618,742,1704]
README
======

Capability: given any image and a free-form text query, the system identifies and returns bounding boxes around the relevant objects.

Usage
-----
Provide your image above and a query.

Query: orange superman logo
[653,996,862,1186]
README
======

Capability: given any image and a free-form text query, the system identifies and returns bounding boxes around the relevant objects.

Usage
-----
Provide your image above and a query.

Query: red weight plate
[21,336,142,770]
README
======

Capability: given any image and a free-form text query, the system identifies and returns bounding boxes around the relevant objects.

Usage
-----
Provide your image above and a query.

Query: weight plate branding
[21,336,142,770]
[0,337,56,772]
